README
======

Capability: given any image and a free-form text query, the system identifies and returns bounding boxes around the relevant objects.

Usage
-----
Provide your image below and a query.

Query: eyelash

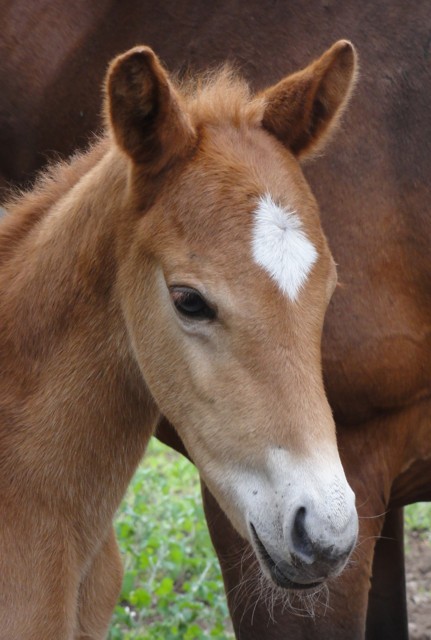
[169,286,216,321]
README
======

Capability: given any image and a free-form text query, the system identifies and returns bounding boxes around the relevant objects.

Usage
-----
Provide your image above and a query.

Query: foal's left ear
[261,40,357,159]
[106,46,196,173]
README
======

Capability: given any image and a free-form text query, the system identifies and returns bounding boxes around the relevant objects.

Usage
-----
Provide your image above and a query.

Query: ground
[407,530,431,640]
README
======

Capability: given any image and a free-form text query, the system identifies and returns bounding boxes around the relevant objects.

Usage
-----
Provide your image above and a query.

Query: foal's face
[110,42,358,589]
[126,127,357,589]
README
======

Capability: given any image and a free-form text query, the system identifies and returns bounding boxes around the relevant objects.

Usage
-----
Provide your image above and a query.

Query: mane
[178,65,265,129]
[0,138,109,265]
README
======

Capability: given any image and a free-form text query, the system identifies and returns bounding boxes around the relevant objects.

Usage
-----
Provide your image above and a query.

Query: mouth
[250,523,324,591]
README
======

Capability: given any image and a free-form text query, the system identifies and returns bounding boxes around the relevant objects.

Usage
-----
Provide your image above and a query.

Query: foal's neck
[0,144,159,530]
[2,145,128,360]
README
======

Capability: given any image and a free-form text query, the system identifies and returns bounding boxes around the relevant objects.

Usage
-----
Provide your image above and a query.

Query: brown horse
[0,42,359,639]
[1,2,430,639]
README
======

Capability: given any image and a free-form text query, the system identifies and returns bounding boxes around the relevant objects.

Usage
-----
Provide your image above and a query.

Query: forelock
[177,66,265,129]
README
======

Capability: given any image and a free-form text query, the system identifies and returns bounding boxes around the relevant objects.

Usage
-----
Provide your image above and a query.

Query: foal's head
[108,42,358,590]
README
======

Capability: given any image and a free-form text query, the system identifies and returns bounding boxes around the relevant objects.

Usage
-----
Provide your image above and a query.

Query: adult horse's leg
[365,508,408,640]
[365,398,431,640]
[76,527,123,640]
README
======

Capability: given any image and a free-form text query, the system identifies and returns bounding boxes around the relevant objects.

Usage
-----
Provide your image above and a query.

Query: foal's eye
[170,286,216,321]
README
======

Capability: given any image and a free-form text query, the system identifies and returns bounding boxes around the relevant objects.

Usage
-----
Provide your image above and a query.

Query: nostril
[291,507,314,562]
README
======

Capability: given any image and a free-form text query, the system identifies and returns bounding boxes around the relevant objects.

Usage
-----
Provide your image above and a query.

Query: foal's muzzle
[250,501,358,590]
[251,523,324,590]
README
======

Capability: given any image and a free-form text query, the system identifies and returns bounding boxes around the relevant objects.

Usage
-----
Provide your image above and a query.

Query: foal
[0,42,357,638]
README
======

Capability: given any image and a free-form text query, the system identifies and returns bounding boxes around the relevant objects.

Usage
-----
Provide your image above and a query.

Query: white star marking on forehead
[251,194,318,301]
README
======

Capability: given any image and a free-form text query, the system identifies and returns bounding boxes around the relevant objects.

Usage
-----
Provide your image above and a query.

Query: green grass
[109,438,234,640]
[405,502,431,541]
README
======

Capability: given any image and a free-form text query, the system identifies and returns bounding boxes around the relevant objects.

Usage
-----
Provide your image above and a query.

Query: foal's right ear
[106,46,196,173]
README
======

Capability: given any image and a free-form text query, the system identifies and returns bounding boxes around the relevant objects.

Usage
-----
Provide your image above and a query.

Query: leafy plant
[405,502,431,541]
[109,438,234,639]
